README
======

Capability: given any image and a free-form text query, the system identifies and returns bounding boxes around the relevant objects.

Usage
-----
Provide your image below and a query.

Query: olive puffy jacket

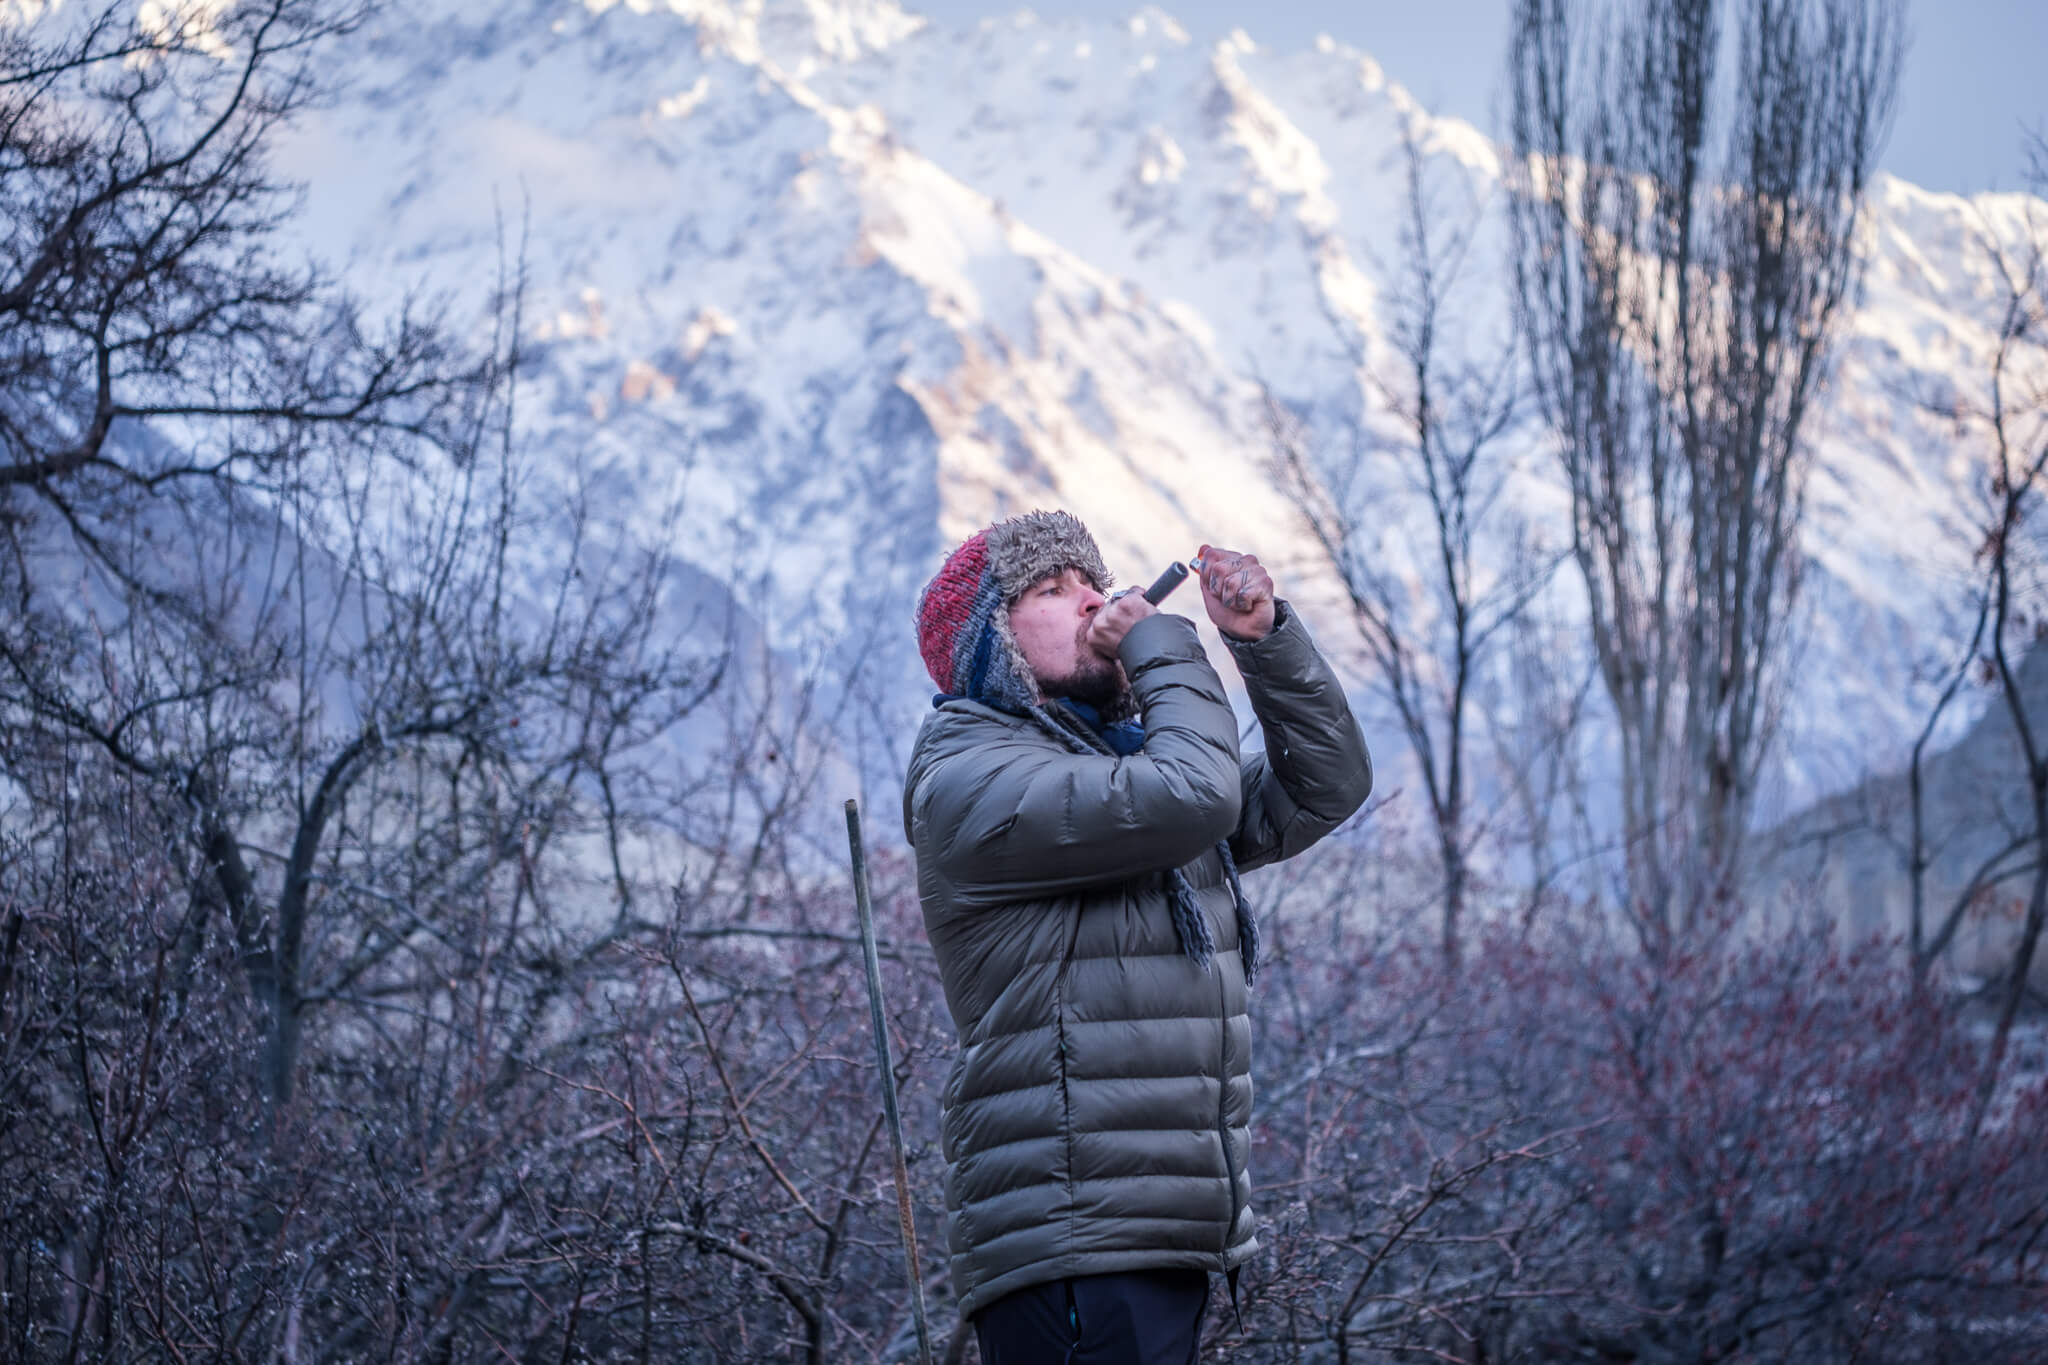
[901,605,1373,1320]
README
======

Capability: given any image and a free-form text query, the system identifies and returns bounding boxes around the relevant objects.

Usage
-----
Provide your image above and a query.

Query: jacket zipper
[1054,905,1085,1254]
[1216,918,1243,1259]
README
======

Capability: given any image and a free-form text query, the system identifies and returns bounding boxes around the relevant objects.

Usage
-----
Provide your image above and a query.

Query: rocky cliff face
[280,0,2044,841]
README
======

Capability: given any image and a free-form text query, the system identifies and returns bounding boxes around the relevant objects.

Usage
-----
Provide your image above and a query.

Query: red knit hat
[915,510,1112,706]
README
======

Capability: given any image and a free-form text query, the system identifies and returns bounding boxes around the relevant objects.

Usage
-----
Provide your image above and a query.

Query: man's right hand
[1084,589,1157,660]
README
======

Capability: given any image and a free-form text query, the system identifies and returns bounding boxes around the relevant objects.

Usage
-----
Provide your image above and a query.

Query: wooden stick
[845,798,935,1365]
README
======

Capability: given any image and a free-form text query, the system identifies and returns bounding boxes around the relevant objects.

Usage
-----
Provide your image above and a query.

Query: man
[902,509,1373,1363]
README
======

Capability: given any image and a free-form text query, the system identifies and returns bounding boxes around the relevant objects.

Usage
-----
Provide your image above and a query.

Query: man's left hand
[1196,545,1276,642]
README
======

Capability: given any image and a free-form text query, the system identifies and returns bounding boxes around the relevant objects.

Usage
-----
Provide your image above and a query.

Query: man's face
[1008,567,1122,705]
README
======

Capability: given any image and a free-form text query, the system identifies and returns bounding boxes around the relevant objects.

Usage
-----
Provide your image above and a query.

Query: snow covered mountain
[283,0,2044,826]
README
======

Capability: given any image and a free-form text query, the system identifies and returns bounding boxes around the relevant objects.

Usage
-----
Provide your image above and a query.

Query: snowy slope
[280,0,2043,822]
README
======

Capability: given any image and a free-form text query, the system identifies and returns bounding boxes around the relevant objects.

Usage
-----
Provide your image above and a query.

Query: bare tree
[1483,536,1606,931]
[0,0,479,494]
[1505,0,1903,948]
[1,0,528,1123]
[0,7,965,1359]
[1270,127,1542,966]
[1880,581,2047,991]
[1913,136,2048,1115]
[1,4,727,1355]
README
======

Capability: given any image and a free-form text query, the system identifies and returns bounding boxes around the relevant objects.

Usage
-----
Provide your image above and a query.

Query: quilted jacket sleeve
[909,613,1243,907]
[1223,602,1373,872]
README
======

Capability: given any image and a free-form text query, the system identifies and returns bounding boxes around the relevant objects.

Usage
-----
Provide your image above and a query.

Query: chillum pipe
[845,799,936,1365]
[1142,560,1191,604]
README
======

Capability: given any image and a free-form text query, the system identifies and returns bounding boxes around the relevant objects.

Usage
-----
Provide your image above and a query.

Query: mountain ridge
[280,0,2044,837]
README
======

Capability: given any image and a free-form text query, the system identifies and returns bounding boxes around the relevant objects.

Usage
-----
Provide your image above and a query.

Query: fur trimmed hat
[915,510,1114,708]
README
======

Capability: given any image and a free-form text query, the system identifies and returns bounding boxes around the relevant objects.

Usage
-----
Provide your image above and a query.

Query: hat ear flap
[983,604,1043,711]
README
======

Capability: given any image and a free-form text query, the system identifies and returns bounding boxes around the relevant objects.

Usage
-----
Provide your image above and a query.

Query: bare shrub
[1225,907,2048,1363]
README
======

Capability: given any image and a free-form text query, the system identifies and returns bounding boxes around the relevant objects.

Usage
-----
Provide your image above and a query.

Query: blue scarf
[1056,698,1147,755]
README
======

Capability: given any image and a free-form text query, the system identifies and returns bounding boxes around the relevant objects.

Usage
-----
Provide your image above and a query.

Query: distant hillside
[1755,644,2048,989]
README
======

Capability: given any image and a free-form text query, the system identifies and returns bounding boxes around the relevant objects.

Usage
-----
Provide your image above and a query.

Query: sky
[910,0,2047,198]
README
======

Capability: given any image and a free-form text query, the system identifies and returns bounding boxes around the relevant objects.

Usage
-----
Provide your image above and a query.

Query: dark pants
[974,1268,1209,1365]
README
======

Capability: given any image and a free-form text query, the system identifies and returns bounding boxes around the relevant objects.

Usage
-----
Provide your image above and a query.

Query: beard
[1041,648,1130,712]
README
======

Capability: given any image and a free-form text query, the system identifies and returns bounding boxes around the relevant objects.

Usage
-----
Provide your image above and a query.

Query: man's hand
[1084,589,1157,659]
[1196,545,1276,642]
